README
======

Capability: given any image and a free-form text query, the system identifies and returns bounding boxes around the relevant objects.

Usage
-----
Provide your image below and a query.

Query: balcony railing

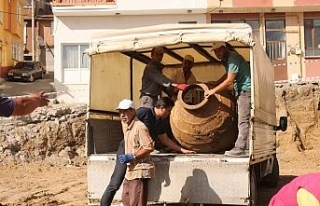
[51,0,115,6]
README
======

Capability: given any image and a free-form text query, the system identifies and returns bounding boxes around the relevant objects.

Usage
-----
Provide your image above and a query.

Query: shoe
[224,148,249,157]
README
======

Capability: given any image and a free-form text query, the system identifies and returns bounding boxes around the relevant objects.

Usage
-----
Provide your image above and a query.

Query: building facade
[24,0,54,72]
[51,0,207,103]
[0,0,24,77]
[51,0,320,103]
[208,0,320,81]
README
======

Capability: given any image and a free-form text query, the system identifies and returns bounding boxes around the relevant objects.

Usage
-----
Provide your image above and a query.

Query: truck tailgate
[88,153,250,205]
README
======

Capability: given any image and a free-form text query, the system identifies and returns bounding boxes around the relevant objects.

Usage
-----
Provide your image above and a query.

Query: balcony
[51,0,115,6]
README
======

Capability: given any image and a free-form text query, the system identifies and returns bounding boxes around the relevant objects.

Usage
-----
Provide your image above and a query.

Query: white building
[51,0,208,104]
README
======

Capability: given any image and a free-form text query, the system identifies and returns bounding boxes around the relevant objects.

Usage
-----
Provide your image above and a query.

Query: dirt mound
[275,82,320,171]
[0,104,86,166]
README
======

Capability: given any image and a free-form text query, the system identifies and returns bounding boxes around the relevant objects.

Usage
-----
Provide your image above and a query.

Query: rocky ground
[0,76,320,206]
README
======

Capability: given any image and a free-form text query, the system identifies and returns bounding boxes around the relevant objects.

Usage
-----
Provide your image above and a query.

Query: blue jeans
[234,91,251,150]
[100,140,127,206]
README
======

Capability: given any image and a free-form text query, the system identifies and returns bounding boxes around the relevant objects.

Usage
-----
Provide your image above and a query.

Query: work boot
[224,147,249,157]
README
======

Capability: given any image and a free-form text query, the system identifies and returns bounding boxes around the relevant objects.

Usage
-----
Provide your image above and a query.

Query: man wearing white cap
[101,98,194,206]
[204,42,251,157]
[116,99,154,206]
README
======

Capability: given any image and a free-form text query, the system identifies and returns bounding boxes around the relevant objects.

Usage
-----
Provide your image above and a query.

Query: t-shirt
[224,51,251,93]
[140,60,173,96]
[0,96,15,117]
[136,107,166,140]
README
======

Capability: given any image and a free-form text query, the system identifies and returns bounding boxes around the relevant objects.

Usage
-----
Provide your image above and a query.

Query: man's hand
[181,148,196,154]
[119,154,135,164]
[176,84,188,91]
[29,91,49,107]
[204,89,216,99]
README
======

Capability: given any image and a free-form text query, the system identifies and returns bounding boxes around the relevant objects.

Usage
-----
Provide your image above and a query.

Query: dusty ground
[0,162,87,206]
[1,76,320,206]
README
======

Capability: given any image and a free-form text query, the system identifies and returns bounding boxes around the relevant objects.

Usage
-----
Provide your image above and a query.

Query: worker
[205,42,251,157]
[139,47,188,108]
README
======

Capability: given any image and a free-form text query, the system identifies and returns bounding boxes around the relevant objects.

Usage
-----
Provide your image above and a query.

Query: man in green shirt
[205,42,251,157]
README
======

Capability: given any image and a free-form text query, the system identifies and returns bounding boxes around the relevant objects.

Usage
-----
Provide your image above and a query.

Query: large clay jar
[170,83,238,153]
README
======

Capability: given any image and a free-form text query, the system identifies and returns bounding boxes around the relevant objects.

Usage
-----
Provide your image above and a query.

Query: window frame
[265,19,286,61]
[304,18,320,57]
[61,44,90,84]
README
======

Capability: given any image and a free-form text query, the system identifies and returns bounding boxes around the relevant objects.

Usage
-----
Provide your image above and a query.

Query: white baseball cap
[211,42,226,51]
[116,99,135,110]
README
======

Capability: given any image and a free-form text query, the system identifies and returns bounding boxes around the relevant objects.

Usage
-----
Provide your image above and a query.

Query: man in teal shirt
[205,42,251,157]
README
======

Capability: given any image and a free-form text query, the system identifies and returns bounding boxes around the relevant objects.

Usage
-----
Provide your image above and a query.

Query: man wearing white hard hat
[101,99,154,206]
[204,42,251,157]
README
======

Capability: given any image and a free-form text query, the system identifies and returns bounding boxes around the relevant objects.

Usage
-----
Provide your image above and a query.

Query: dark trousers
[100,140,127,206]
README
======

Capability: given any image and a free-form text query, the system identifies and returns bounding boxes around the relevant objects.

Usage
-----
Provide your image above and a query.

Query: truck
[85,23,287,206]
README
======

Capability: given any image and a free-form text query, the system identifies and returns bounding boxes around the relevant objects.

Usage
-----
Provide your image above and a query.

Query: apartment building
[51,0,320,103]
[24,0,54,72]
[208,0,320,81]
[0,0,24,77]
[51,0,207,103]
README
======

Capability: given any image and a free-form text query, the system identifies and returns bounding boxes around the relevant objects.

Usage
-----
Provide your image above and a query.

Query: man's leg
[139,96,154,108]
[100,140,127,206]
[225,91,251,157]
[234,91,251,150]
[127,179,149,206]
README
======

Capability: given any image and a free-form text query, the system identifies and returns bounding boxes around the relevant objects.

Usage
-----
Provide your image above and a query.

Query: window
[265,20,286,60]
[62,44,90,84]
[304,19,320,56]
[12,42,21,61]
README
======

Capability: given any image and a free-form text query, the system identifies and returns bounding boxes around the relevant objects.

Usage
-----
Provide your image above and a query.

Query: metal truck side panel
[89,53,145,112]
[252,42,277,126]
[90,53,131,111]
[88,154,250,205]
[251,122,276,160]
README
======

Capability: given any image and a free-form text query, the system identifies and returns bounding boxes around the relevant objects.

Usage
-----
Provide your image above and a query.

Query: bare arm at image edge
[11,91,49,116]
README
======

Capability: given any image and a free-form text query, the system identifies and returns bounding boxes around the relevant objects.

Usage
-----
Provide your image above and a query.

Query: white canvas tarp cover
[86,23,254,55]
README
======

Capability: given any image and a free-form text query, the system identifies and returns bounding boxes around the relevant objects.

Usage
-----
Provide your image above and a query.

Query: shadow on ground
[257,174,297,206]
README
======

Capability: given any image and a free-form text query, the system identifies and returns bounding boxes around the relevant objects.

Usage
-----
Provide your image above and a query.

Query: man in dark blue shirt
[100,97,195,206]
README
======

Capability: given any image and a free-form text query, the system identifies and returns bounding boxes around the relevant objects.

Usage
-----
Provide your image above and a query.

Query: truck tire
[250,167,258,206]
[261,156,279,188]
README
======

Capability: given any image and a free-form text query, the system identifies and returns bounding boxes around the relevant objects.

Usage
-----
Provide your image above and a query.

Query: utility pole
[31,0,35,61]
